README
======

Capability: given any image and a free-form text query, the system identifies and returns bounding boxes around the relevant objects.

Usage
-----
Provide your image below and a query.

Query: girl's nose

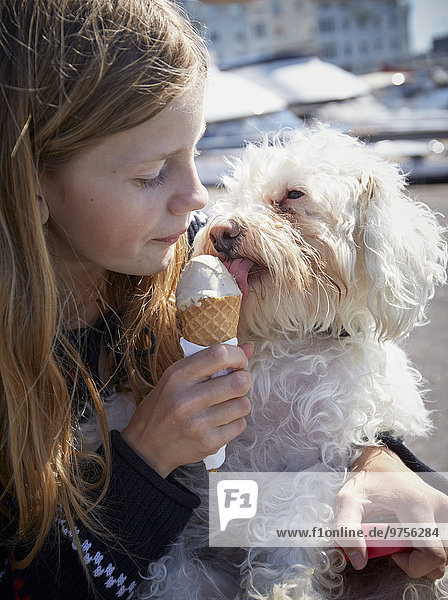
[169,164,208,216]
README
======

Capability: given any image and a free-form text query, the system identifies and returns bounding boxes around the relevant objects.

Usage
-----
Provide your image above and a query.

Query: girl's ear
[37,195,49,225]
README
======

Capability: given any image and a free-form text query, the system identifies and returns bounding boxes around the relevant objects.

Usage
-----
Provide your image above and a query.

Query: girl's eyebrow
[124,121,207,170]
[160,121,207,162]
[155,119,207,160]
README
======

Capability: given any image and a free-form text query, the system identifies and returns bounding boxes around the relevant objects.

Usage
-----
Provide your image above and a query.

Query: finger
[392,504,446,559]
[174,344,250,381]
[207,395,252,427]
[196,369,252,408]
[425,565,447,580]
[338,545,367,570]
[391,546,447,579]
[333,489,368,568]
[211,416,248,450]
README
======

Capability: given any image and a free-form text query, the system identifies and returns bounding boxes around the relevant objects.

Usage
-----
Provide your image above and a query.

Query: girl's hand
[334,447,448,579]
[121,343,254,477]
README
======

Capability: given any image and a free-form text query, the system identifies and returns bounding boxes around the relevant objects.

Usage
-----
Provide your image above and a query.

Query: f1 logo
[216,480,258,531]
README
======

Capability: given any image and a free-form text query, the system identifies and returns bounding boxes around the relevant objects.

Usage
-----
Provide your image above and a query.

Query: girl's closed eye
[134,156,171,189]
[135,170,167,189]
[135,146,200,189]
[134,169,166,189]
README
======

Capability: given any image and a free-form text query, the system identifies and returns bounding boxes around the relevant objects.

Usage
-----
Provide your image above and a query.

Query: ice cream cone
[179,294,241,346]
[176,255,243,471]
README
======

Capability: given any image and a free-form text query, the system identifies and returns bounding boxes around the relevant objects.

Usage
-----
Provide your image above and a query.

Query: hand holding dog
[334,447,448,579]
[121,343,253,477]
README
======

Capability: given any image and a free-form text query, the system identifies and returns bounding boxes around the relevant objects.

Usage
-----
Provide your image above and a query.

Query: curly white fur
[136,126,447,599]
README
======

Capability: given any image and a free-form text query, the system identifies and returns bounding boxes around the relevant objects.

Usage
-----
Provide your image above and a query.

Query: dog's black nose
[209,221,242,255]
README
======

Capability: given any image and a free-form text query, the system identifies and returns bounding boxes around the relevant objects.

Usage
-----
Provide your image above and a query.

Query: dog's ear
[357,162,446,340]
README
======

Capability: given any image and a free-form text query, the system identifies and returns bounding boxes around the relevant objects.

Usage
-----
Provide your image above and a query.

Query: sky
[408,0,448,53]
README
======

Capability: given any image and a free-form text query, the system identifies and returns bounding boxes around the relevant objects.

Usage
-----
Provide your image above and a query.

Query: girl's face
[41,85,208,281]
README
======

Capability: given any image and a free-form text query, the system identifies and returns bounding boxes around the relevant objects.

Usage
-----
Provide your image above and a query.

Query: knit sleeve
[0,430,200,600]
[187,210,208,247]
[378,434,448,495]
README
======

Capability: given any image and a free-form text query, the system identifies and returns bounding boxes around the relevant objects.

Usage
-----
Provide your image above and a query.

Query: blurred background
[179,0,448,187]
[178,0,448,470]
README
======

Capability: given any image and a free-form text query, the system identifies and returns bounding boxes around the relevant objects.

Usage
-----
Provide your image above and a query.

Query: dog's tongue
[223,258,254,303]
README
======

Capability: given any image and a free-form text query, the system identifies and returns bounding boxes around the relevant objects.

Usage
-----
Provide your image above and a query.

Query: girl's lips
[154,229,188,244]
[154,235,181,244]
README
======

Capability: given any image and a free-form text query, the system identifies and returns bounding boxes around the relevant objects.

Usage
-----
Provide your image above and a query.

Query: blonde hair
[0,0,206,576]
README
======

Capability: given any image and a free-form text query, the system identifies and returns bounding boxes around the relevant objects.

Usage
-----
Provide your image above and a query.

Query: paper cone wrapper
[179,295,241,346]
[203,444,227,471]
[179,336,238,471]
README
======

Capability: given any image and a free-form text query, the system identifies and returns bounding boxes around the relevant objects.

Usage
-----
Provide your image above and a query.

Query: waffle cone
[179,295,241,346]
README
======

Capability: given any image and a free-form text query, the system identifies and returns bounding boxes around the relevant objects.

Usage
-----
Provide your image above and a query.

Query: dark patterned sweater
[0,430,200,600]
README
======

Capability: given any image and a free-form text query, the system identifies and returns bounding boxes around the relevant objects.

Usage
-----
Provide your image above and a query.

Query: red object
[338,522,411,561]
[339,544,409,561]
[365,545,409,559]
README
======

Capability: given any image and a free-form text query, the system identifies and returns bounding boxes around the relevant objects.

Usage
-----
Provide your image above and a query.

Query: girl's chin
[104,245,176,277]
[136,246,176,276]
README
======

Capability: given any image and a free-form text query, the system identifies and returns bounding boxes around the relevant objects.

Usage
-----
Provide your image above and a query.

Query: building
[180,0,411,74]
[432,35,448,56]
[314,0,410,73]
[180,0,317,68]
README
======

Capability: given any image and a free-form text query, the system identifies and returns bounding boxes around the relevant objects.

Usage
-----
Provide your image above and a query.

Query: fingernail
[349,552,365,570]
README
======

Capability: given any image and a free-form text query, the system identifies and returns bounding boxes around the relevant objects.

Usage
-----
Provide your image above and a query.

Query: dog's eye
[287,190,304,200]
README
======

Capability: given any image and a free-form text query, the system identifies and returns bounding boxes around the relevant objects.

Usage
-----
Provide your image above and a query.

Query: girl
[0,1,445,598]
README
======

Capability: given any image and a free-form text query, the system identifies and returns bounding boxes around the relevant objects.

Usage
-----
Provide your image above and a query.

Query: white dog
[136,126,448,600]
